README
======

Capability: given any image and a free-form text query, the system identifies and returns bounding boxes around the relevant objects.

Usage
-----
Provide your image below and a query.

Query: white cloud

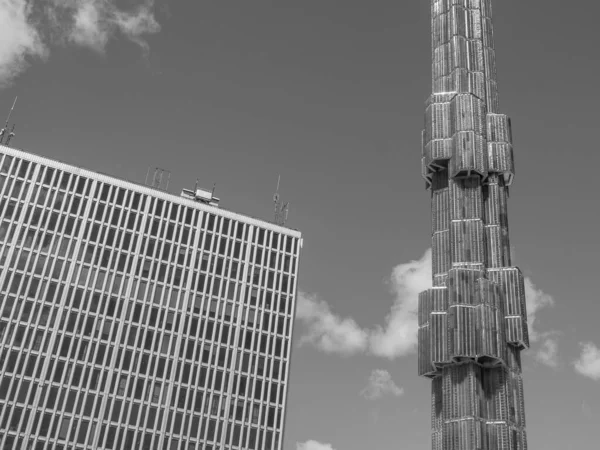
[534,336,558,368]
[0,0,160,86]
[574,342,600,381]
[0,0,48,87]
[296,249,556,362]
[67,0,109,51]
[524,277,555,342]
[113,3,160,55]
[296,250,431,358]
[296,292,368,356]
[369,249,431,359]
[360,369,404,400]
[296,440,336,450]
[523,278,559,367]
[55,0,160,54]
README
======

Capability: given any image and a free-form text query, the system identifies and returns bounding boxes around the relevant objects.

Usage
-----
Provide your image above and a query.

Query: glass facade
[0,145,302,450]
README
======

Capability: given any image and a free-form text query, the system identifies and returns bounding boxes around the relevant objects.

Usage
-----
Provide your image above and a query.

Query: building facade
[418,1,528,450]
[0,144,302,450]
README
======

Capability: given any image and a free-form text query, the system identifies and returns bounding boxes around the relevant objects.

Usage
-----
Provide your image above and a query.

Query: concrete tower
[418,1,529,449]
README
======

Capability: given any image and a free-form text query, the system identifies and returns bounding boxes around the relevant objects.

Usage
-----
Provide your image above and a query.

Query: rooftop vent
[181,185,220,207]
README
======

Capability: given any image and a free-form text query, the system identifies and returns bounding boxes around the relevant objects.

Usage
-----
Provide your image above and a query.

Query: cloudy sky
[1,1,600,449]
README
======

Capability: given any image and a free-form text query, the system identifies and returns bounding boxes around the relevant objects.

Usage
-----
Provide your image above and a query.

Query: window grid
[0,150,301,450]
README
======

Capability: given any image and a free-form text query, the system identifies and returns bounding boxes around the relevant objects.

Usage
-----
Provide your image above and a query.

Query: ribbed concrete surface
[418,1,528,449]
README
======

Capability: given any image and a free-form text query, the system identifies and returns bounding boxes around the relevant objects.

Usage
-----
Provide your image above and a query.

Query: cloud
[360,369,404,400]
[296,249,556,362]
[296,292,368,356]
[534,336,559,368]
[67,0,111,51]
[0,0,48,87]
[296,441,336,450]
[296,250,431,358]
[524,278,555,342]
[574,342,600,381]
[56,0,160,54]
[523,277,559,367]
[369,249,431,358]
[0,0,160,86]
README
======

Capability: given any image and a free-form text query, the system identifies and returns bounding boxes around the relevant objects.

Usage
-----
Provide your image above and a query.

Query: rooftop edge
[0,144,302,240]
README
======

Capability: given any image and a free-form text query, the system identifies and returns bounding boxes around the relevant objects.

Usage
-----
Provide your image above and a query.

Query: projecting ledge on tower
[418,269,517,377]
[431,0,495,18]
[486,113,515,185]
[487,267,530,349]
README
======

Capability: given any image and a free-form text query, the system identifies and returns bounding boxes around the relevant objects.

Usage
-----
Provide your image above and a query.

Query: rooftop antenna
[5,124,16,147]
[273,175,289,226]
[0,97,17,146]
[164,171,171,191]
[152,169,163,188]
[145,167,171,191]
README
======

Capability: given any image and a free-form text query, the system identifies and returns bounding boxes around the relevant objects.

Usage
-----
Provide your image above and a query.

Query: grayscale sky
[1,1,599,449]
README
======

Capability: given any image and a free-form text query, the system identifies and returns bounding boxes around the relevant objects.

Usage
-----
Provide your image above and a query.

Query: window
[59,173,70,190]
[65,390,77,413]
[116,188,125,205]
[151,383,161,403]
[105,425,117,447]
[157,358,166,378]
[39,413,52,436]
[0,155,13,173]
[270,382,279,404]
[117,376,126,396]
[17,160,30,178]
[77,420,89,444]
[173,411,183,435]
[129,403,139,426]
[96,344,106,365]
[72,365,83,386]
[147,407,157,429]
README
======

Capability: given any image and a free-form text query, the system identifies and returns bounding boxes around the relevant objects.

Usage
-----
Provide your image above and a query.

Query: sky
[1,1,600,449]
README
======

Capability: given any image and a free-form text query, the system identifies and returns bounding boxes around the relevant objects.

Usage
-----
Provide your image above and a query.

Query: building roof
[0,143,302,240]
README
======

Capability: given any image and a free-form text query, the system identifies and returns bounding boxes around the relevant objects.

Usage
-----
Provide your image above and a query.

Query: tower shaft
[418,1,529,449]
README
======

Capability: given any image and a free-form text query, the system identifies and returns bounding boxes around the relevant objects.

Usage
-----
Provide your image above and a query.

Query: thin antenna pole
[5,96,17,127]
[153,168,162,188]
[273,175,290,226]
[1,97,17,146]
[5,125,15,146]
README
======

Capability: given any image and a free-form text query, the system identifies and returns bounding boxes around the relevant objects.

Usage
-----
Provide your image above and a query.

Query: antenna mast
[145,167,171,191]
[0,97,18,146]
[273,175,290,226]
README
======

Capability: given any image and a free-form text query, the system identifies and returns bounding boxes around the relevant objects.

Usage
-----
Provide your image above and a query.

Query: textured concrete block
[450,177,484,220]
[450,219,486,264]
[487,114,513,143]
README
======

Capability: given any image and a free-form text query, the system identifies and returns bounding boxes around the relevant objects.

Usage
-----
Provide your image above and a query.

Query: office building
[0,143,302,450]
[417,0,529,449]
